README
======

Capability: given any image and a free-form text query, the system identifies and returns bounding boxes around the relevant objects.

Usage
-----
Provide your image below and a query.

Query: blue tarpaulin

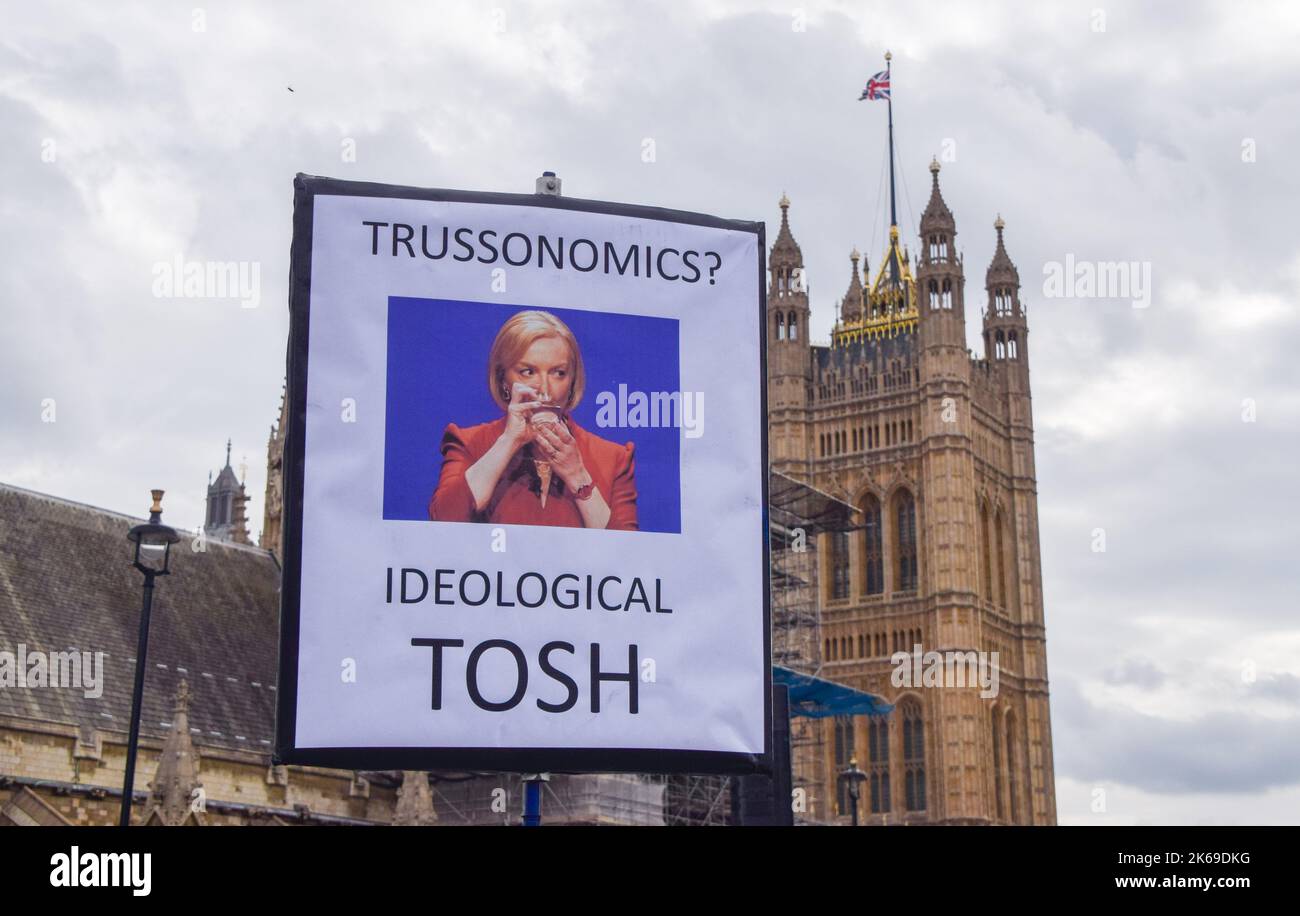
[774,666,894,719]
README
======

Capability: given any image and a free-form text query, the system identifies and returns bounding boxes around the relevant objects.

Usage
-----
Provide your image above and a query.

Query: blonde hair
[487,310,585,411]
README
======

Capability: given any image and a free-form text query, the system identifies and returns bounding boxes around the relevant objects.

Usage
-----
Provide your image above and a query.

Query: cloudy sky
[3,0,1297,825]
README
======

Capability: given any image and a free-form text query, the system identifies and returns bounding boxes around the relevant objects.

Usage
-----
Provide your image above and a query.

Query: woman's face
[505,335,572,407]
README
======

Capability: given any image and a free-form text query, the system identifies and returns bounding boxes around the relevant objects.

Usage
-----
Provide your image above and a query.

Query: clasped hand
[503,382,587,489]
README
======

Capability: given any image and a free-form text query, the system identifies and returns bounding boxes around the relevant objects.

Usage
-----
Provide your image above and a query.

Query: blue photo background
[383,297,682,533]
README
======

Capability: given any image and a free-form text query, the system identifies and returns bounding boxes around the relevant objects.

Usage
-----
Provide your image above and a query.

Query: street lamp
[838,756,868,827]
[121,489,179,827]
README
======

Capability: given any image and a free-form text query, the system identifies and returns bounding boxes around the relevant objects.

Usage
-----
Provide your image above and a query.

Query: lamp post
[121,489,179,827]
[838,756,868,827]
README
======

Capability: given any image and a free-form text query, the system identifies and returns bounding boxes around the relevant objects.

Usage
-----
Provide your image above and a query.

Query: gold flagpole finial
[884,50,892,62]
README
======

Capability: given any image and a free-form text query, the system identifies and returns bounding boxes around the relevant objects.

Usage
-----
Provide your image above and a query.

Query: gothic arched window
[894,489,918,592]
[980,501,993,603]
[788,311,798,340]
[941,278,953,309]
[995,330,1006,360]
[928,279,939,310]
[995,508,1008,608]
[901,699,927,811]
[834,715,856,815]
[1008,330,1018,359]
[868,718,891,813]
[776,311,786,340]
[992,708,1005,821]
[1006,710,1020,824]
[861,494,884,596]
[830,530,850,600]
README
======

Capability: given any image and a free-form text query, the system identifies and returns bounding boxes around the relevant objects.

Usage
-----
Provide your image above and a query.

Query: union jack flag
[859,70,890,101]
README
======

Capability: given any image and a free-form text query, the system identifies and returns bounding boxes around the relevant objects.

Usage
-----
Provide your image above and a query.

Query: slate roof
[0,483,281,755]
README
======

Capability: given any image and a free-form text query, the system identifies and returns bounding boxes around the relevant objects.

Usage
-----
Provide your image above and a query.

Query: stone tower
[260,386,287,560]
[768,193,812,478]
[979,214,1055,826]
[914,159,987,822]
[768,160,1056,825]
[204,439,250,545]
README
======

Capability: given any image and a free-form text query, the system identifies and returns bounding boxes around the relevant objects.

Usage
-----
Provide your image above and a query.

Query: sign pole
[730,684,792,825]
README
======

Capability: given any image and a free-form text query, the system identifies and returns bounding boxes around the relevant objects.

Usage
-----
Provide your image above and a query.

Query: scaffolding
[657,773,732,826]
[424,772,666,826]
[650,472,862,826]
[769,470,860,824]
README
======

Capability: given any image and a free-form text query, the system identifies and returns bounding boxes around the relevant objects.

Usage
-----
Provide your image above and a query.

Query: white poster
[276,176,770,773]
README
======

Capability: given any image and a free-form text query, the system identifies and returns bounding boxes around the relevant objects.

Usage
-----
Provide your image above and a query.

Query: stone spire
[261,385,287,558]
[920,157,955,235]
[205,440,251,545]
[986,214,1020,286]
[145,679,203,825]
[393,770,438,825]
[840,248,865,324]
[771,192,803,267]
[983,215,1027,366]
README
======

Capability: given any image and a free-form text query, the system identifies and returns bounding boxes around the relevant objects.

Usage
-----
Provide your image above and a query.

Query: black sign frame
[274,174,771,775]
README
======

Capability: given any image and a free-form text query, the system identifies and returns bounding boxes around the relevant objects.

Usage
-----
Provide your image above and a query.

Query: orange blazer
[428,416,638,531]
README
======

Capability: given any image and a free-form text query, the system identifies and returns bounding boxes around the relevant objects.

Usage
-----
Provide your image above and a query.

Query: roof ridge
[0,481,273,558]
[0,480,150,525]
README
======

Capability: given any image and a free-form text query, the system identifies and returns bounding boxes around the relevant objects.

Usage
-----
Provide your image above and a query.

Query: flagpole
[885,50,897,230]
